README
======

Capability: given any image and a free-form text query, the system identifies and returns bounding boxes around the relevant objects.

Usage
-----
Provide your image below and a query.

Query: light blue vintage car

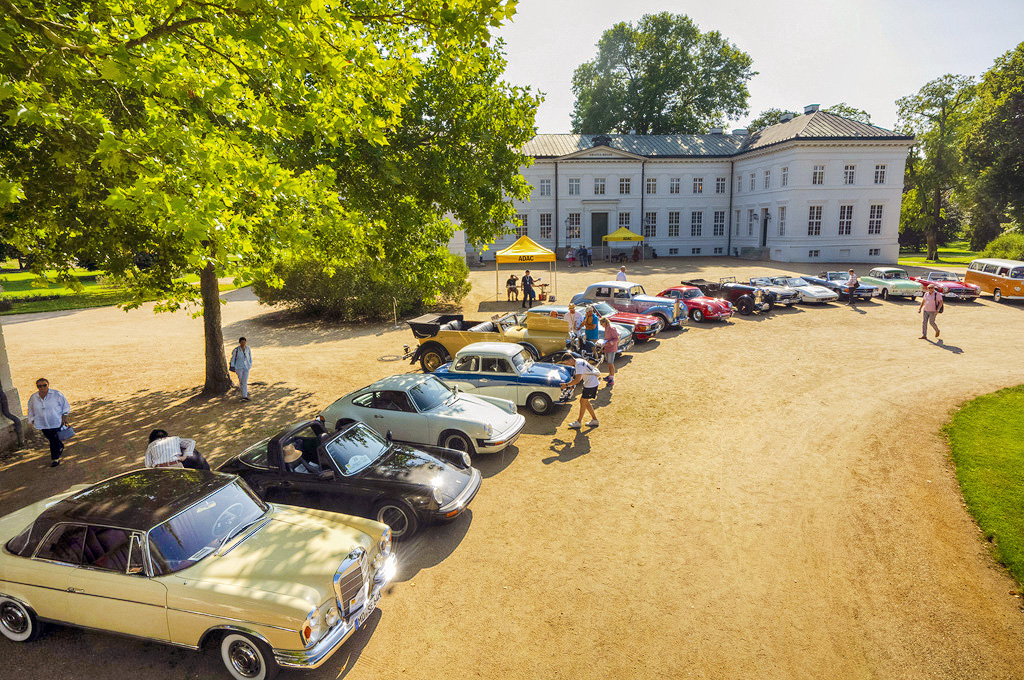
[571,281,686,328]
[433,342,573,415]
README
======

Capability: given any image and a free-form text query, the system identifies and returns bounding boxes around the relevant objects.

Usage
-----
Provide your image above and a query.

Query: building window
[539,213,552,239]
[781,166,789,187]
[594,178,605,195]
[619,177,631,195]
[643,212,657,238]
[669,248,679,255]
[749,173,755,191]
[808,206,822,235]
[735,210,740,235]
[874,164,887,184]
[763,170,770,190]
[668,211,680,238]
[714,247,723,254]
[670,177,681,194]
[808,249,820,258]
[778,206,786,236]
[812,165,824,185]
[568,178,580,196]
[691,248,702,255]
[838,205,853,235]
[514,213,528,237]
[691,211,703,237]
[567,213,581,239]
[869,248,881,256]
[693,177,703,194]
[713,210,725,236]
[748,209,755,236]
[646,177,657,194]
[538,179,551,196]
[844,165,856,185]
[868,204,883,234]
[736,175,742,192]
[715,177,727,194]
[618,212,631,228]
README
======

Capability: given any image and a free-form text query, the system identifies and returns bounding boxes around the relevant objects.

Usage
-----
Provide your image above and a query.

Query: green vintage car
[860,267,924,300]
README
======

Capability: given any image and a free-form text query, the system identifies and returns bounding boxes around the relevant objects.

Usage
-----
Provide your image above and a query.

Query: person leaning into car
[918,284,943,340]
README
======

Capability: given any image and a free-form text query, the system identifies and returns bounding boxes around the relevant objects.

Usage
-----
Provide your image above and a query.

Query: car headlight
[379,526,392,558]
[325,606,340,628]
[484,422,494,436]
[301,609,323,647]
[431,487,443,505]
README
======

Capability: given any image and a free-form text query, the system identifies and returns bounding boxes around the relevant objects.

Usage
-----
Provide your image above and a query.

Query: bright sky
[495,0,1024,133]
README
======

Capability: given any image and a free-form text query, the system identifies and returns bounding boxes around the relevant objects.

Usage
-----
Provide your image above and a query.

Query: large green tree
[0,0,535,394]
[897,74,975,260]
[570,12,755,134]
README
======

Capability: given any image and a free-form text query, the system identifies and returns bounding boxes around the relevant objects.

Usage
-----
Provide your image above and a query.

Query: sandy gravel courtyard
[2,257,1024,679]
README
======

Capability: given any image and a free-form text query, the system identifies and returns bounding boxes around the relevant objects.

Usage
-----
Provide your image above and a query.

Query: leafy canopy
[570,12,755,134]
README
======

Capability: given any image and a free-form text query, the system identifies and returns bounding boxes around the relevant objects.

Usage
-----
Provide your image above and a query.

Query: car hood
[633,294,677,306]
[361,443,473,504]
[609,310,659,324]
[433,393,520,432]
[799,285,836,297]
[523,362,573,383]
[176,505,381,608]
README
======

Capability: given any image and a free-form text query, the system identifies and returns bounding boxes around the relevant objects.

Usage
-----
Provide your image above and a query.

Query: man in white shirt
[230,336,253,401]
[145,429,198,468]
[565,302,584,334]
[26,378,70,467]
[560,356,600,429]
[616,266,628,282]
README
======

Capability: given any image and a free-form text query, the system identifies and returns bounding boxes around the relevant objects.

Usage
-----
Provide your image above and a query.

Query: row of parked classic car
[0,262,1010,680]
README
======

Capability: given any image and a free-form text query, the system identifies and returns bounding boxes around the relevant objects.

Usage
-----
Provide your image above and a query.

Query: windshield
[511,349,533,373]
[324,423,388,476]
[497,313,522,331]
[830,272,850,281]
[629,285,645,296]
[590,302,617,316]
[887,270,909,279]
[785,278,806,287]
[680,288,701,299]
[408,376,454,411]
[750,277,772,285]
[148,481,267,575]
[930,272,958,281]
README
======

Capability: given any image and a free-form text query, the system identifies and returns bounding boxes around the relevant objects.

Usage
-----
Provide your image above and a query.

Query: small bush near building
[945,385,1024,585]
[982,232,1024,261]
[252,251,471,321]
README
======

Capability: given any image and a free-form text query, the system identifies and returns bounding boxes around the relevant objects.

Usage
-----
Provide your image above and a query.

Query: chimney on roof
[804,104,820,114]
[780,112,795,123]
[731,128,748,136]
[709,127,724,135]
[592,134,612,147]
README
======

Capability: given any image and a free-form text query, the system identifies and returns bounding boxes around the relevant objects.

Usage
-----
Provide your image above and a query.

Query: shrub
[982,232,1024,260]
[253,251,471,321]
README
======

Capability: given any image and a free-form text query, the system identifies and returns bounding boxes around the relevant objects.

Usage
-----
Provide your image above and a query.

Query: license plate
[357,594,378,628]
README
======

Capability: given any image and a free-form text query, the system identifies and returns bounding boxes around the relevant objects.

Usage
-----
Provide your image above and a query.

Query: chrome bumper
[479,414,526,450]
[274,554,397,669]
[438,468,482,519]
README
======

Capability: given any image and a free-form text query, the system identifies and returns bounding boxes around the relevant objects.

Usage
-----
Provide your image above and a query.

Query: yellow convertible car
[0,469,396,680]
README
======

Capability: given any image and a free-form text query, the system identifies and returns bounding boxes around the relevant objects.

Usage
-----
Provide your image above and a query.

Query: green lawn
[0,263,236,315]
[945,385,1024,585]
[898,240,980,266]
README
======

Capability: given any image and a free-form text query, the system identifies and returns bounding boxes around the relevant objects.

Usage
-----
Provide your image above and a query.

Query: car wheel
[690,308,705,323]
[527,391,553,415]
[373,499,420,540]
[763,297,775,312]
[335,418,356,432]
[439,430,475,455]
[993,288,1002,302]
[419,345,448,372]
[220,632,279,680]
[880,288,889,300]
[735,297,754,315]
[0,597,41,643]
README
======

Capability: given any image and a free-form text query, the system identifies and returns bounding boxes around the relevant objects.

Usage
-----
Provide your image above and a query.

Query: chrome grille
[333,548,367,618]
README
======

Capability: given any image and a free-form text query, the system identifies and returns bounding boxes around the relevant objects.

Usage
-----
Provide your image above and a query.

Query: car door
[22,523,79,620]
[475,356,517,401]
[67,527,170,640]
[375,390,428,442]
[446,354,482,392]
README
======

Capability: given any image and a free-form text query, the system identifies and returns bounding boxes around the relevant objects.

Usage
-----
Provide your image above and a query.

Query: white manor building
[474,106,914,264]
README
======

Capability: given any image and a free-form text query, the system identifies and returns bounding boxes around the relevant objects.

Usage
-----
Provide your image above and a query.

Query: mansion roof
[524,111,914,159]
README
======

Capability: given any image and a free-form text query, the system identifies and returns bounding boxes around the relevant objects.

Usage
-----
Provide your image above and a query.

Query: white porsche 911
[319,374,525,455]
[772,276,840,304]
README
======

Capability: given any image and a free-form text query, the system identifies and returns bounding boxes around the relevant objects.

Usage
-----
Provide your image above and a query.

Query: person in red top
[918,284,943,339]
[599,316,619,386]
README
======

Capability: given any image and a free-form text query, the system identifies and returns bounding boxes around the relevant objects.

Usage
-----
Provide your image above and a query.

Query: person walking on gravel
[560,356,600,429]
[918,284,943,339]
[26,378,70,467]
[616,265,627,282]
[845,269,860,306]
[230,337,253,401]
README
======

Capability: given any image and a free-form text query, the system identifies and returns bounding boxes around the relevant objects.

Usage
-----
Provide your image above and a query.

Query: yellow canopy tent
[602,226,645,261]
[494,236,558,302]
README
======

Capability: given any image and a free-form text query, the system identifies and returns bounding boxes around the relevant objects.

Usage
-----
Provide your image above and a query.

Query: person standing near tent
[521,270,540,309]
[566,245,575,268]
[505,273,519,301]
[587,245,594,266]
[577,244,587,268]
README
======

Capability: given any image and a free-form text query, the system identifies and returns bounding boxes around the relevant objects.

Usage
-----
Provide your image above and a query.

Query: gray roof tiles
[525,112,913,159]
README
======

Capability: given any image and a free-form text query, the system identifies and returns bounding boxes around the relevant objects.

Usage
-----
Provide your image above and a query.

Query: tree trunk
[928,188,942,261]
[200,262,232,396]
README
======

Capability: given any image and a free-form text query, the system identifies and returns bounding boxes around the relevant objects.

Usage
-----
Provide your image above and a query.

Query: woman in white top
[230,337,254,401]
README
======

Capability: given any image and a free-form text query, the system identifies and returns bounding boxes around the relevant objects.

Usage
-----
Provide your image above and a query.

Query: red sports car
[560,300,664,341]
[909,271,980,300]
[656,286,734,322]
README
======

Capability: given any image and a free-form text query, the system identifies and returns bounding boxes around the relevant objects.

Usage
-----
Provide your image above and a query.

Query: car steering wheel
[211,502,244,539]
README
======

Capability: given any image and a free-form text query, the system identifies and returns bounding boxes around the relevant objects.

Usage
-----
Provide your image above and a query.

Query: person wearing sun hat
[282,440,320,474]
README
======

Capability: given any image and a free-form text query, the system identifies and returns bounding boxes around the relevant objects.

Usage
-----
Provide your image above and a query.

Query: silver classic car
[571,281,685,328]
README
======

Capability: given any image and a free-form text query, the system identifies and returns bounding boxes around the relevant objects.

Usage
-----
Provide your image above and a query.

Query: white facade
[474,120,912,264]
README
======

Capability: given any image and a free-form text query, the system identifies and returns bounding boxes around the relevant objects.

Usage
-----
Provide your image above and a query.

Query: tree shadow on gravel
[0,383,318,516]
[223,310,401,349]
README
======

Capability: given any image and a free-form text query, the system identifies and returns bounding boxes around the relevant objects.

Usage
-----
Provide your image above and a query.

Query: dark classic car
[681,278,772,315]
[219,420,481,540]
[748,277,802,306]
[804,273,878,301]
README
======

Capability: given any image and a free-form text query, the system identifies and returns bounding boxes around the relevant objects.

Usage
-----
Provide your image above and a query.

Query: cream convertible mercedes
[0,469,396,680]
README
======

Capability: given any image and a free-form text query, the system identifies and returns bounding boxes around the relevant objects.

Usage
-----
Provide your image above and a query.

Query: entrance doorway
[591,212,608,246]
[760,208,770,247]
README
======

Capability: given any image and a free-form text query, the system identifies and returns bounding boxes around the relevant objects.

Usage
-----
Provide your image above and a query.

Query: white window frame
[643,212,657,238]
[715,177,727,194]
[808,205,822,236]
[539,213,552,239]
[668,211,680,238]
[812,165,824,185]
[693,177,703,194]
[778,206,786,236]
[538,179,551,197]
[691,211,703,237]
[568,178,580,196]
[868,204,883,234]
[763,169,770,190]
[713,210,725,236]
[514,213,528,237]
[714,247,724,254]
[749,173,755,191]
[567,213,581,239]
[781,166,789,187]
[838,205,853,235]
[618,212,631,228]
[844,165,856,185]
[691,247,702,255]
[748,209,755,236]
[646,177,657,195]
[874,165,886,184]
[619,177,630,195]
[670,177,681,194]
[808,249,820,258]
[594,178,606,195]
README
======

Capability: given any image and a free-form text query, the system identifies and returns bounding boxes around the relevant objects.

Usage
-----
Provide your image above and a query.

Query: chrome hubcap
[423,353,442,371]
[445,435,468,451]
[229,640,262,678]
[1,602,27,634]
[378,506,409,536]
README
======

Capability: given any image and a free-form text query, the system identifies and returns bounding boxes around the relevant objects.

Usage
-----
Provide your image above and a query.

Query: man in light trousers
[918,285,943,339]
[230,337,253,401]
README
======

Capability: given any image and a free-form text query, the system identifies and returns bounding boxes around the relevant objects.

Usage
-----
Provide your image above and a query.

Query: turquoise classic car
[860,267,924,300]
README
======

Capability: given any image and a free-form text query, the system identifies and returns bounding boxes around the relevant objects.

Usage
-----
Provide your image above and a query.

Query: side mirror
[452,385,461,394]
[386,430,393,444]
[318,469,335,481]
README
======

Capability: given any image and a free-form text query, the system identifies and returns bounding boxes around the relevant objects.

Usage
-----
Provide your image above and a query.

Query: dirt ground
[2,256,1024,679]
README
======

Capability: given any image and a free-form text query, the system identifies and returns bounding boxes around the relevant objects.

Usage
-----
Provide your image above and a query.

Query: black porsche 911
[218,420,481,539]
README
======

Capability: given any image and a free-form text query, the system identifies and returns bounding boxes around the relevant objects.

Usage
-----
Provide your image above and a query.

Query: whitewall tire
[0,597,40,642]
[220,632,279,680]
